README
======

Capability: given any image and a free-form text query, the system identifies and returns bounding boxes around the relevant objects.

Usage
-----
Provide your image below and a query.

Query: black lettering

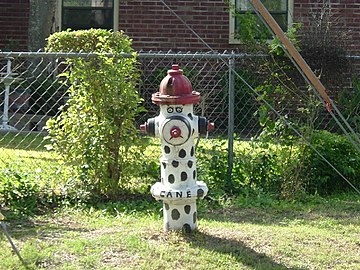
[160,191,165,197]
[176,191,183,198]
[166,192,173,198]
[187,191,191,198]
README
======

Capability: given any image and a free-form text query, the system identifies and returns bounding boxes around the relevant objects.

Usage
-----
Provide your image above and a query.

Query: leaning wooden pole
[249,0,331,112]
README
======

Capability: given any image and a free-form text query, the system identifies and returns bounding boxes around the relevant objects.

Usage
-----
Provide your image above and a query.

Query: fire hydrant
[140,65,214,232]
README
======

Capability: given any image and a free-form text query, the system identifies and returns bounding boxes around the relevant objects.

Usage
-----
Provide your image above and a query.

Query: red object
[170,126,181,138]
[152,65,201,105]
[326,101,332,113]
[207,122,215,132]
[140,123,147,133]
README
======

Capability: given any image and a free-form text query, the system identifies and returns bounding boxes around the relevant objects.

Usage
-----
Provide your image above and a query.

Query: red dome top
[152,65,200,105]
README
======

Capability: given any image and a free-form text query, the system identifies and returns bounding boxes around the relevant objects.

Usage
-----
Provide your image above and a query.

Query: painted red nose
[170,126,181,138]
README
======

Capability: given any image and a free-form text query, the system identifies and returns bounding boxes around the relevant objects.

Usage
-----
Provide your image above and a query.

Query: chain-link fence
[1,51,360,195]
[0,51,263,153]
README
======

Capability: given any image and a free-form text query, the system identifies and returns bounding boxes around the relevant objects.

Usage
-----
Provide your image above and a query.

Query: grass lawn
[1,132,360,269]
[0,194,359,270]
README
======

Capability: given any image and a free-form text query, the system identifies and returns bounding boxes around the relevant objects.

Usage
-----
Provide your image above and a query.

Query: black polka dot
[164,146,170,154]
[192,128,195,135]
[179,149,186,158]
[197,188,204,198]
[187,113,193,120]
[161,177,164,184]
[182,223,192,233]
[193,212,197,223]
[164,203,169,210]
[162,162,166,169]
[190,146,195,156]
[193,170,196,179]
[184,205,191,214]
[187,160,193,168]
[171,209,180,220]
[172,160,179,168]
[168,174,175,184]
[181,172,188,181]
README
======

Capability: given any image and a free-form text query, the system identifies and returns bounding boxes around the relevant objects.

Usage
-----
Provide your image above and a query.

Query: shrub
[197,131,360,200]
[196,139,285,198]
[302,130,360,195]
[45,29,145,199]
[197,139,231,197]
[0,168,40,214]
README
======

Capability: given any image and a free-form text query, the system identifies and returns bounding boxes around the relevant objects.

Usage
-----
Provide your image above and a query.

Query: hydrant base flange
[151,181,208,202]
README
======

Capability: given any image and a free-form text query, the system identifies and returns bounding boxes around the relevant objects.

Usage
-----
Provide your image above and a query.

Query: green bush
[197,130,360,199]
[303,130,360,195]
[197,140,231,197]
[0,168,40,214]
[196,139,284,198]
[45,29,145,199]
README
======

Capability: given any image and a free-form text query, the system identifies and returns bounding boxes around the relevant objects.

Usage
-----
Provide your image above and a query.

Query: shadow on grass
[187,230,306,270]
[2,215,91,243]
[200,196,360,227]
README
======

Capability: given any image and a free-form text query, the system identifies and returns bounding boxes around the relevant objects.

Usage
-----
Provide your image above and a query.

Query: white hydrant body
[140,65,214,232]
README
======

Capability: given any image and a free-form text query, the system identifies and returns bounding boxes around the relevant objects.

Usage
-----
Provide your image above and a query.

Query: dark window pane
[262,0,287,12]
[272,14,287,31]
[234,0,289,39]
[62,8,113,30]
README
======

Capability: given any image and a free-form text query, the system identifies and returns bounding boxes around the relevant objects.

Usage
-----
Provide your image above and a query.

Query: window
[229,0,293,43]
[58,0,119,31]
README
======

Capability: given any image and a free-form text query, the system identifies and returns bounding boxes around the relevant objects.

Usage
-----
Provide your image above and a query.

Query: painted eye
[175,107,183,113]
[167,107,174,113]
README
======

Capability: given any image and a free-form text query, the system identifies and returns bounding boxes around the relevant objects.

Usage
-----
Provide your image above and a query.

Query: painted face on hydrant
[159,104,192,146]
[140,65,214,232]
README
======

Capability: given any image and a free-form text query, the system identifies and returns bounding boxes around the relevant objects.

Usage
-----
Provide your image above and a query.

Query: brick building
[0,0,360,55]
[0,0,29,51]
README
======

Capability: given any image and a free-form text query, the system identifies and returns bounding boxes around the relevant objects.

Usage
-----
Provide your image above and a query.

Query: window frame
[56,0,119,32]
[229,0,294,44]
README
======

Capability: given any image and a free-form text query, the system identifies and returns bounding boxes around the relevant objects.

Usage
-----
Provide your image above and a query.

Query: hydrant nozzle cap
[166,65,183,77]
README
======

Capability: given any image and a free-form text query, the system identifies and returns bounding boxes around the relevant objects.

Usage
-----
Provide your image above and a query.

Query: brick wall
[119,0,238,52]
[1,0,360,55]
[0,0,29,51]
[294,0,360,55]
[119,0,360,55]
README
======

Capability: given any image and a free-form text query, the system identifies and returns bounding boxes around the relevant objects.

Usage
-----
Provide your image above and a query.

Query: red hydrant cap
[152,65,200,105]
[170,126,182,138]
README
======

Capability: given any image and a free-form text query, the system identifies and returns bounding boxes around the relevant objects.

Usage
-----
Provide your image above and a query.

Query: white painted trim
[229,0,294,44]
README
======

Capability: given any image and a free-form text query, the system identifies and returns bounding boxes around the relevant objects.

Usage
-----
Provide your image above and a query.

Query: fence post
[227,52,235,185]
[0,57,18,131]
